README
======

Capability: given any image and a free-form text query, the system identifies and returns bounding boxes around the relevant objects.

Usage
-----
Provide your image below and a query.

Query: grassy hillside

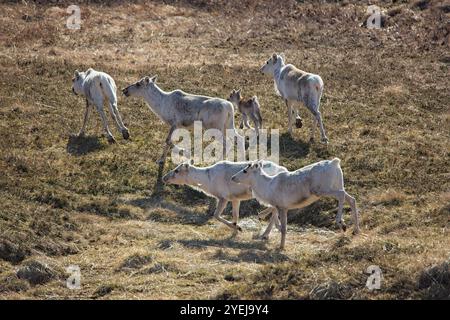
[0,0,449,299]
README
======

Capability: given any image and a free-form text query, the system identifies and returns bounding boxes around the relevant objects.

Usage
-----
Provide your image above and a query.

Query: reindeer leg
[78,99,91,137]
[213,198,238,230]
[285,99,293,136]
[278,207,288,250]
[345,192,360,234]
[109,102,129,140]
[231,200,242,233]
[317,190,346,231]
[250,114,260,137]
[260,208,278,240]
[94,97,115,144]
[157,125,176,165]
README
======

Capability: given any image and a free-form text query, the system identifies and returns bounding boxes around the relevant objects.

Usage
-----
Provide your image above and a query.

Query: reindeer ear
[272,53,278,61]
[74,70,80,77]
[144,76,150,84]
[189,159,194,165]
[237,88,241,93]
[150,75,157,83]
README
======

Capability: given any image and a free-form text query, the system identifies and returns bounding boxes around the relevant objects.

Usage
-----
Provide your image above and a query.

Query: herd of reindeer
[71,53,360,250]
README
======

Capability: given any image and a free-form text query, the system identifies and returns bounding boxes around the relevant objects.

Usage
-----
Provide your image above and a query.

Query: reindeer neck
[273,60,285,81]
[273,61,285,96]
[187,167,212,189]
[251,171,273,200]
[143,84,169,120]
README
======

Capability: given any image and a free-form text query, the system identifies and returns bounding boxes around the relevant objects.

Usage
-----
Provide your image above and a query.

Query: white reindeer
[231,158,360,249]
[122,76,244,164]
[260,53,328,143]
[228,89,263,137]
[162,160,287,234]
[72,68,129,143]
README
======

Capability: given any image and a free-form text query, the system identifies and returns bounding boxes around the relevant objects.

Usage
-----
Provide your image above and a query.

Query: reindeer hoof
[122,129,130,140]
[341,223,347,232]
[353,228,360,235]
[321,137,329,144]
[156,159,165,165]
[260,235,269,240]
[107,136,116,144]
[295,117,303,128]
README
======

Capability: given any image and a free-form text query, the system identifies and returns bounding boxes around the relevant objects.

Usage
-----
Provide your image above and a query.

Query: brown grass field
[0,0,449,299]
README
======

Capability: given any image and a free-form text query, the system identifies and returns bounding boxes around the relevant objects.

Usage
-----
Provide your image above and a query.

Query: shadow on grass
[212,248,290,264]
[126,197,212,226]
[172,237,290,263]
[279,132,310,159]
[127,159,216,224]
[288,199,337,229]
[150,161,166,200]
[176,236,269,251]
[66,135,104,156]
[311,143,332,159]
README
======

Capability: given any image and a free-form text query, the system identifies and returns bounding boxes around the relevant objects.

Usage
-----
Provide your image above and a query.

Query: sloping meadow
[0,0,448,299]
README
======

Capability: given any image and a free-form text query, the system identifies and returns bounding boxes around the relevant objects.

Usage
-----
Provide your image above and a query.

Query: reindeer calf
[229,89,263,136]
[72,68,129,143]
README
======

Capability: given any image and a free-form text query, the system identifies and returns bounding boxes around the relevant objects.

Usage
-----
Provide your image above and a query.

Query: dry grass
[0,0,449,299]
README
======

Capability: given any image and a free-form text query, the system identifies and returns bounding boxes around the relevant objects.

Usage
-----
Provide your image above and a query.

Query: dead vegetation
[0,0,449,299]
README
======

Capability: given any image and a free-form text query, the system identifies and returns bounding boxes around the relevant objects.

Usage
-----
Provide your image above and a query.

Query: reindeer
[228,89,263,137]
[232,159,360,249]
[260,53,328,143]
[162,160,287,235]
[71,68,129,143]
[122,76,244,165]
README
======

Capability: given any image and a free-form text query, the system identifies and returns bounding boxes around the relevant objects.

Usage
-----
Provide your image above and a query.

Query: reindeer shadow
[125,195,212,226]
[311,142,332,159]
[66,135,104,156]
[279,132,310,159]
[176,237,268,251]
[212,248,290,264]
[173,237,289,263]
[150,161,166,199]
[288,199,339,229]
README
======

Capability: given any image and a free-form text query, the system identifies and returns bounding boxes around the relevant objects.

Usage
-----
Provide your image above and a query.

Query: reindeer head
[228,89,242,105]
[71,70,86,95]
[231,161,262,185]
[260,53,283,75]
[122,75,157,98]
[162,159,194,185]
